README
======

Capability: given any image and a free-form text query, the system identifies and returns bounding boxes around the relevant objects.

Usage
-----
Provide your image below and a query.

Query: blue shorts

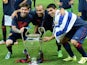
[72,26,87,44]
[66,26,87,44]
[65,26,78,39]
[8,33,27,44]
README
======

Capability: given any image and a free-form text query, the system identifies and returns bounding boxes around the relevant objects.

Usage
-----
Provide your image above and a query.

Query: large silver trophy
[23,27,45,64]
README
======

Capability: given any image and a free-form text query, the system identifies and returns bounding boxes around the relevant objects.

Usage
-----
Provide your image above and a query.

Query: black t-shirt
[30,10,53,31]
[11,12,33,33]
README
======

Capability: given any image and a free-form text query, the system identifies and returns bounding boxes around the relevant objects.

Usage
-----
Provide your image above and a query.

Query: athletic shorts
[72,26,87,44]
[65,27,77,40]
[66,26,87,44]
[8,33,27,44]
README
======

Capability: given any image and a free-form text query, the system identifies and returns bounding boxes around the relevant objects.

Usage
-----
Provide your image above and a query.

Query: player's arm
[3,0,8,4]
[19,0,27,7]
[43,35,55,42]
[12,16,25,33]
[11,9,21,19]
[12,26,25,33]
[12,26,21,33]
[11,17,21,33]
[34,25,38,33]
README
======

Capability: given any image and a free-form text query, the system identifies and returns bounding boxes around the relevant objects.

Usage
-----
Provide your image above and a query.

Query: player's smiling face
[20,7,30,17]
[36,5,44,17]
[47,8,55,17]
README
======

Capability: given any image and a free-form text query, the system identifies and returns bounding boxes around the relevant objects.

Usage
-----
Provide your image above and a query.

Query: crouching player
[5,3,32,59]
[43,3,87,64]
[31,4,63,58]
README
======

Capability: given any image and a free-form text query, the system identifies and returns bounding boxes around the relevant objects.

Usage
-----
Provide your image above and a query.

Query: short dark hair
[20,3,30,9]
[47,3,56,9]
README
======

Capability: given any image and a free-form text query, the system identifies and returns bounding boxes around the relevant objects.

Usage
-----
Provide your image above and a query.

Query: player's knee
[60,37,69,44]
[6,39,13,46]
[71,39,78,46]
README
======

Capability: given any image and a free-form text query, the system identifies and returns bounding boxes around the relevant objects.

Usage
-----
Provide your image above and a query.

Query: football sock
[2,26,6,41]
[63,42,74,57]
[56,41,61,51]
[75,43,87,57]
[7,46,12,54]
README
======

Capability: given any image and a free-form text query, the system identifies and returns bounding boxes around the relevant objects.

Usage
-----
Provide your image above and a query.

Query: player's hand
[43,37,51,42]
[78,12,82,16]
[60,8,65,15]
[20,27,25,33]
[11,9,21,19]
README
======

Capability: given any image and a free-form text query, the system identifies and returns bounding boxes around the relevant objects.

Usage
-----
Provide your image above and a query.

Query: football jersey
[11,12,33,33]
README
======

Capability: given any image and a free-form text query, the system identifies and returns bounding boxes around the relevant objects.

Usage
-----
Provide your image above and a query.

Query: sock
[75,43,87,57]
[2,26,6,42]
[63,42,74,57]
[7,46,12,54]
[56,41,61,51]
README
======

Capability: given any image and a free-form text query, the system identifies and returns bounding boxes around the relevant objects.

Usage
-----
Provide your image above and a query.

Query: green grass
[0,0,87,65]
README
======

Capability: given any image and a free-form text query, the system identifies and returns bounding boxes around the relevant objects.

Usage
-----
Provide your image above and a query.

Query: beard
[20,13,28,18]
